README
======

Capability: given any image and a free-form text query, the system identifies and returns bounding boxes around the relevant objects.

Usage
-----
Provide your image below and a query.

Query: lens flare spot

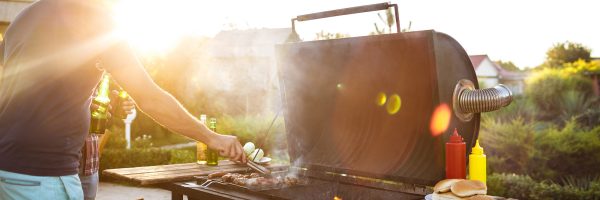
[334,196,342,200]
[386,94,401,115]
[376,92,387,106]
[336,83,343,89]
[430,103,452,136]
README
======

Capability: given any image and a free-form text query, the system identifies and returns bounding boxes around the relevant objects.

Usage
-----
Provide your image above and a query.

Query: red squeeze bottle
[446,128,466,179]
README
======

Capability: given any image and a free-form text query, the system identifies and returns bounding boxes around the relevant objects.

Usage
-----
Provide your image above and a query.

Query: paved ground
[97,182,181,200]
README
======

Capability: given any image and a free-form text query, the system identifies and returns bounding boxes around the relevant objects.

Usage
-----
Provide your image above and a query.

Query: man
[0,0,247,199]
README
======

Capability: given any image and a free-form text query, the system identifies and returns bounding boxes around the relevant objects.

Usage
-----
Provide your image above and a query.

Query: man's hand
[208,134,247,163]
[111,90,135,115]
[90,101,112,118]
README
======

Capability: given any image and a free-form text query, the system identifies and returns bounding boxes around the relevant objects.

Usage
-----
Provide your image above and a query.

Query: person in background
[0,0,247,199]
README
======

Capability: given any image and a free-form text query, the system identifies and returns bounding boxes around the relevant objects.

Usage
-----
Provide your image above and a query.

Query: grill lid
[276,30,480,186]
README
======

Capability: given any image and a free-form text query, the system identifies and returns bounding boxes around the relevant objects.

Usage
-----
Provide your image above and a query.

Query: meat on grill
[219,172,301,187]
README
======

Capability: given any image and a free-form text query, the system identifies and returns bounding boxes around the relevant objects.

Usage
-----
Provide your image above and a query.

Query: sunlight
[430,103,451,136]
[112,0,215,54]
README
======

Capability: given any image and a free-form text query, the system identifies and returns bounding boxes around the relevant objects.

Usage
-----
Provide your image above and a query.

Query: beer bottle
[90,74,111,134]
[206,118,219,166]
[196,114,208,164]
[114,90,129,119]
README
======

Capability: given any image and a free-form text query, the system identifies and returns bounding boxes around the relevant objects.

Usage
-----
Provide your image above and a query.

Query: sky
[114,0,600,69]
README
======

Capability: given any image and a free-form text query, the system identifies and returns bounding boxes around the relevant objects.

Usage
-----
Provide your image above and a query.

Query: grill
[166,3,512,200]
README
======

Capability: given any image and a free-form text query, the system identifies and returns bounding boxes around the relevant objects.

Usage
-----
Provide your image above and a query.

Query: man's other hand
[112,90,135,115]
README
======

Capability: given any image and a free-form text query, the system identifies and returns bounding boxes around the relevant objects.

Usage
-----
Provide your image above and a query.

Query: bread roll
[465,195,493,200]
[434,179,462,193]
[432,192,462,200]
[450,180,487,197]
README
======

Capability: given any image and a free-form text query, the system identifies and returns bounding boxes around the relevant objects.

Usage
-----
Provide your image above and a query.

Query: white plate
[424,194,432,200]
[253,157,271,164]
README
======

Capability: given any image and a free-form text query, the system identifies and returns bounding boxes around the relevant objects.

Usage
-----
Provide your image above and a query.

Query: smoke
[139,27,319,169]
[180,28,291,116]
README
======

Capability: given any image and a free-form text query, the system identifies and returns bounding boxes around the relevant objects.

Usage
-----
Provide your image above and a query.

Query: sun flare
[111,0,212,54]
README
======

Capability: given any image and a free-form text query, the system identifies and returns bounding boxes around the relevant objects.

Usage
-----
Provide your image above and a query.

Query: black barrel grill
[176,3,512,200]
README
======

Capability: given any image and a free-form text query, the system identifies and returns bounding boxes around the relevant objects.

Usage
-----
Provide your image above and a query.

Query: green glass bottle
[90,74,111,134]
[114,90,129,119]
[196,114,207,165]
[205,118,219,166]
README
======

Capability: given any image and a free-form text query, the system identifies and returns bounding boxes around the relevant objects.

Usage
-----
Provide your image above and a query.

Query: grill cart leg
[171,191,184,200]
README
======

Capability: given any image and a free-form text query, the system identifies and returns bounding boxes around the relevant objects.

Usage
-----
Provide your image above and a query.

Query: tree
[496,60,520,71]
[315,30,349,40]
[372,8,396,35]
[543,42,591,68]
[371,8,411,35]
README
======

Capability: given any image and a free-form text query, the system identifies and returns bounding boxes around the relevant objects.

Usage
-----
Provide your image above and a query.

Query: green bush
[100,148,171,171]
[479,118,538,175]
[169,149,196,164]
[534,120,600,181]
[525,68,593,121]
[488,173,600,199]
[481,118,600,181]
[481,96,538,123]
[487,173,538,199]
[104,126,127,150]
[100,129,197,178]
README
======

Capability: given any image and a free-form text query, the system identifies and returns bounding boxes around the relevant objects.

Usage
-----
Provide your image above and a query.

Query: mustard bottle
[469,139,487,185]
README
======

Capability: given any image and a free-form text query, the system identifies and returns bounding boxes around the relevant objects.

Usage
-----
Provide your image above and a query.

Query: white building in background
[469,55,527,95]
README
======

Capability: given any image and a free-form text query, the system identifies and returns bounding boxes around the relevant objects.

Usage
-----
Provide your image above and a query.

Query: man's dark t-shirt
[0,0,115,176]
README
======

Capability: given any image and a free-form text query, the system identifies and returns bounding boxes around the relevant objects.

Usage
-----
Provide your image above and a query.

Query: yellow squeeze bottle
[469,139,487,185]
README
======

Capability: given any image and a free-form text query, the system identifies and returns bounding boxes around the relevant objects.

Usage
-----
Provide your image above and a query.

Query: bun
[450,180,487,197]
[466,195,493,200]
[432,192,462,200]
[434,179,462,193]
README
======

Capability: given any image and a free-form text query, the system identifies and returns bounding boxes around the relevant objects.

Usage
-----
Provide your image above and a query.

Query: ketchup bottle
[446,128,466,179]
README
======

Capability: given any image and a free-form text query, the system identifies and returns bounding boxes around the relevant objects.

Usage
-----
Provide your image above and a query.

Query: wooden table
[103,160,288,199]
[103,160,288,186]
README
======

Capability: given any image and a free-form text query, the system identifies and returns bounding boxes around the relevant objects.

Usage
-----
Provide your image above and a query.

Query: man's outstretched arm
[1,40,5,67]
[101,42,246,163]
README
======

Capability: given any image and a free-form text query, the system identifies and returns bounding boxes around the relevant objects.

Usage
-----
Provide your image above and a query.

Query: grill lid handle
[291,2,400,36]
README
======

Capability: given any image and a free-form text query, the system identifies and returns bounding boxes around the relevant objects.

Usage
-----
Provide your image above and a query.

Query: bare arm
[1,41,4,74]
[101,42,246,163]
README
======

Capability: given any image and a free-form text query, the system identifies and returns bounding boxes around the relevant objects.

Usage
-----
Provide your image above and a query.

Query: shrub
[534,120,600,181]
[488,173,600,199]
[103,126,127,150]
[479,118,537,175]
[169,149,196,164]
[481,118,600,186]
[562,59,600,75]
[100,148,171,171]
[481,117,600,182]
[487,173,538,199]
[525,68,593,121]
[481,96,538,123]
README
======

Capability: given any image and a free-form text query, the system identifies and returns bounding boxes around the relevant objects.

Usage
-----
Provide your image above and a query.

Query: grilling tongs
[245,110,281,175]
[246,160,271,175]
